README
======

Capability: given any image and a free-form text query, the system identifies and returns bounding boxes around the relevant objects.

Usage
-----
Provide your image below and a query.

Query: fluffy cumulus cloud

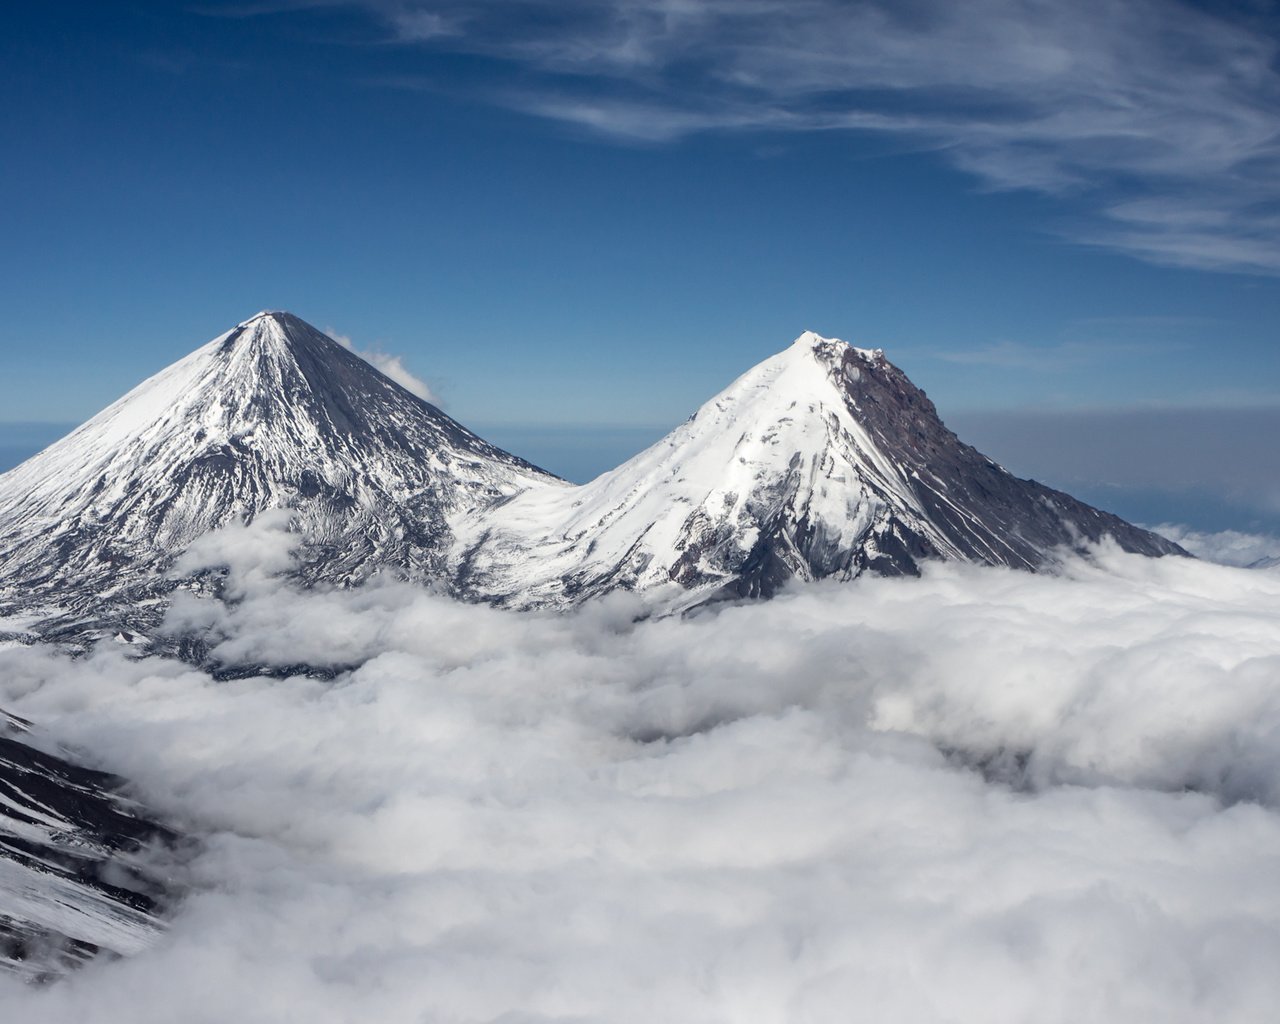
[340,0,1280,275]
[326,328,439,404]
[2,516,1280,1020]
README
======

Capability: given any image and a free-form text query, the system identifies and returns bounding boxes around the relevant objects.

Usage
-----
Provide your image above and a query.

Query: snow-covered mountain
[454,332,1184,606]
[0,709,172,980]
[0,317,1190,974]
[0,311,562,640]
[0,315,1185,641]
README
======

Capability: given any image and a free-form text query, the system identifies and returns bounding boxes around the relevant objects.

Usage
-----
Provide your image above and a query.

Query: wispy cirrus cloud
[291,0,1280,276]
[389,8,460,41]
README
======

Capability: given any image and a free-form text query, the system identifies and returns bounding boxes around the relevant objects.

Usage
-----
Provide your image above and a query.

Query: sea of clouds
[3,518,1280,1022]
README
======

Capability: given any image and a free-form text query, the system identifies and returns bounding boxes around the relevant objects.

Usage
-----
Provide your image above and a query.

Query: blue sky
[2,1,1278,526]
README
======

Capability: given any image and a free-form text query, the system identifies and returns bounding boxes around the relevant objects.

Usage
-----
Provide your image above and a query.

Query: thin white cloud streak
[354,0,1280,274]
[2,515,1280,1018]
[325,328,439,404]
[391,9,459,41]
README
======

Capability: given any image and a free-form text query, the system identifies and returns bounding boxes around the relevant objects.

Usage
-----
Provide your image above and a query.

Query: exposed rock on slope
[0,709,174,981]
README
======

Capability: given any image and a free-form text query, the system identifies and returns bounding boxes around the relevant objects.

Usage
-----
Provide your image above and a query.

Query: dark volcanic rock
[0,709,177,981]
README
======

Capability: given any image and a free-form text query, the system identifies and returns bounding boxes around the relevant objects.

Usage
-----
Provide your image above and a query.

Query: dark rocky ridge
[0,709,176,980]
[722,343,1183,599]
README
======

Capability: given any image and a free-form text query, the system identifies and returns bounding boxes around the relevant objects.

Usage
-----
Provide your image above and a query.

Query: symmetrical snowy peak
[454,332,1183,606]
[0,312,560,637]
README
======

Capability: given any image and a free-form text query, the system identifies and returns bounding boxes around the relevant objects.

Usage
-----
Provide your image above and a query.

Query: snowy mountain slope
[0,316,1185,637]
[0,312,564,638]
[0,709,173,981]
[453,332,1184,606]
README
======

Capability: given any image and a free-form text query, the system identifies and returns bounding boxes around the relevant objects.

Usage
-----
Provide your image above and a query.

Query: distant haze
[5,407,1279,536]
[949,407,1280,534]
[472,424,671,483]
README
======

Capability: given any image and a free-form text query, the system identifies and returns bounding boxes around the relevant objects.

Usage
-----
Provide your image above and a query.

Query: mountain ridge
[0,708,174,980]
[0,312,1186,644]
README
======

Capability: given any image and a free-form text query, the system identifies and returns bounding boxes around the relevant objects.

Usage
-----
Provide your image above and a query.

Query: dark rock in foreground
[0,709,177,981]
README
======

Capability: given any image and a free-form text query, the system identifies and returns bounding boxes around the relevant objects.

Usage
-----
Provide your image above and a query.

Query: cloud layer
[1151,523,1280,568]
[3,518,1280,1020]
[343,0,1280,275]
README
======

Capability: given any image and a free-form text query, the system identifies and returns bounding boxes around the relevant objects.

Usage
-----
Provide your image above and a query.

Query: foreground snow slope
[454,332,1183,606]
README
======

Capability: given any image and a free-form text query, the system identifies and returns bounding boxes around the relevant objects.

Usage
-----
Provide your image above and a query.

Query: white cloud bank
[3,522,1280,1021]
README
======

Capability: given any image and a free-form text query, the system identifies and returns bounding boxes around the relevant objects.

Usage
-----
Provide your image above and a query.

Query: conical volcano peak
[238,310,335,343]
[0,311,560,632]
[240,309,288,326]
[725,331,895,415]
[216,309,339,360]
[454,326,1184,607]
[203,310,444,421]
